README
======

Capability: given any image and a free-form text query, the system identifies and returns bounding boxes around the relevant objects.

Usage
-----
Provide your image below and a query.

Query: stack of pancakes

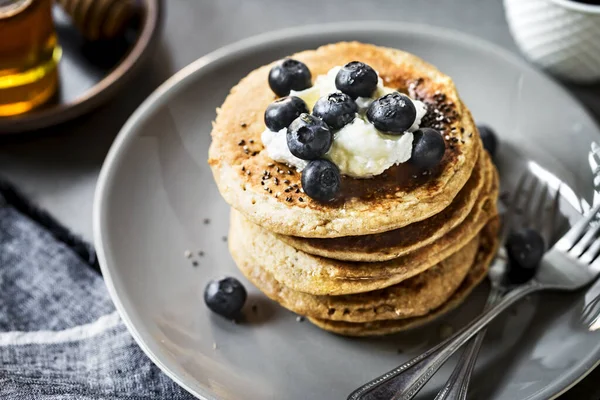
[209,42,500,336]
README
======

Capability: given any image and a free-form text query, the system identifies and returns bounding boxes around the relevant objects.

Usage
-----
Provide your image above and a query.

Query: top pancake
[209,42,481,238]
[276,150,493,261]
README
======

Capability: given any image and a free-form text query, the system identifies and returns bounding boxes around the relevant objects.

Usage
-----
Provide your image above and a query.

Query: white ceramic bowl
[504,0,600,83]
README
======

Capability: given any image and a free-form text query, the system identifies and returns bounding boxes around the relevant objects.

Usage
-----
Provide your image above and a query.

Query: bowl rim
[549,0,600,14]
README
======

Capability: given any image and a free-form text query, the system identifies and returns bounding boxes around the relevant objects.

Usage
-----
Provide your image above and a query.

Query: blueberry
[506,228,545,284]
[287,114,333,160]
[367,93,417,134]
[301,159,341,202]
[335,61,378,99]
[410,128,446,169]
[268,59,312,97]
[264,96,308,132]
[204,277,247,319]
[477,124,498,158]
[312,92,358,130]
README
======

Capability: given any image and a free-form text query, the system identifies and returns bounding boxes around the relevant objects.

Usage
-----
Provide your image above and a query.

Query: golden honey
[0,0,61,117]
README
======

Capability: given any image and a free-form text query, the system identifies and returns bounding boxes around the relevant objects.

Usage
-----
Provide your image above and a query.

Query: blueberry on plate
[312,92,358,130]
[204,277,247,319]
[477,124,498,158]
[367,92,417,134]
[506,228,545,284]
[287,113,333,160]
[410,128,446,169]
[268,59,312,97]
[301,159,341,203]
[264,96,309,132]
[335,61,378,99]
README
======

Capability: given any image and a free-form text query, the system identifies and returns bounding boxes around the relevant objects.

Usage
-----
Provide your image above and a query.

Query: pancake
[228,167,498,296]
[232,233,480,323]
[308,218,500,336]
[277,150,491,262]
[209,42,482,238]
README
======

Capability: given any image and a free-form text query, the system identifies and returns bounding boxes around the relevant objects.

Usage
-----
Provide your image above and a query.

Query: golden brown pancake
[308,218,500,336]
[232,234,479,322]
[277,151,492,262]
[228,165,498,296]
[209,42,482,238]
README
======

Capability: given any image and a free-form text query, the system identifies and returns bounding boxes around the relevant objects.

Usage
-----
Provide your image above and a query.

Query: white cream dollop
[328,118,414,178]
[263,66,428,178]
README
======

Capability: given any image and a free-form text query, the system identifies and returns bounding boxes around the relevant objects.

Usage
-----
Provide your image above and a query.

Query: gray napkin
[0,182,193,399]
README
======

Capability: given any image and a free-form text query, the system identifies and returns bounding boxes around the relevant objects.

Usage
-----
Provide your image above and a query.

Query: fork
[580,142,600,331]
[433,170,561,400]
[349,177,600,400]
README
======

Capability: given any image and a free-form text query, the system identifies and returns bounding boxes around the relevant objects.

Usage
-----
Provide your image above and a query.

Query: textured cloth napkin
[0,182,193,399]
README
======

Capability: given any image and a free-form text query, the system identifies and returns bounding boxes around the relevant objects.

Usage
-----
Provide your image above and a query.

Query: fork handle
[434,286,505,400]
[347,284,540,400]
[434,328,486,400]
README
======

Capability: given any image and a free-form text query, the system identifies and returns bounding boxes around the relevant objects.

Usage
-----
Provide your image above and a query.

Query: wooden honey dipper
[55,0,139,41]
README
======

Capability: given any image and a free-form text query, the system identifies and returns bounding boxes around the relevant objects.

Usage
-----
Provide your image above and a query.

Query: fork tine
[532,183,548,234]
[548,185,561,245]
[570,223,600,257]
[522,174,540,228]
[581,238,600,264]
[500,171,530,242]
[580,295,600,329]
[589,254,600,273]
[556,202,600,251]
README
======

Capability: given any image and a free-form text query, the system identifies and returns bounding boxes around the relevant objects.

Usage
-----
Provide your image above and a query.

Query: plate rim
[93,21,600,400]
[0,0,164,134]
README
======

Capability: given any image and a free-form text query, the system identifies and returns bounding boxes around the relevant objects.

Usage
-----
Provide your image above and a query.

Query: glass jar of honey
[0,0,61,117]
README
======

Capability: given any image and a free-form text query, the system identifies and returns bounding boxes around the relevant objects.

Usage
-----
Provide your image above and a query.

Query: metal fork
[580,142,600,331]
[349,178,600,400]
[434,170,560,400]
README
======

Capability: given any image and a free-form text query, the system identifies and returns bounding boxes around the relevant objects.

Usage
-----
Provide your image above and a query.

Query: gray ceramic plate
[94,23,600,400]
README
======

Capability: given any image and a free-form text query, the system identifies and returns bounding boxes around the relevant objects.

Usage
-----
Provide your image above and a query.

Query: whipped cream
[262,66,427,178]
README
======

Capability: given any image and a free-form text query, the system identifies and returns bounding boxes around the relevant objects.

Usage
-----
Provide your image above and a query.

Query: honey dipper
[55,0,139,41]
